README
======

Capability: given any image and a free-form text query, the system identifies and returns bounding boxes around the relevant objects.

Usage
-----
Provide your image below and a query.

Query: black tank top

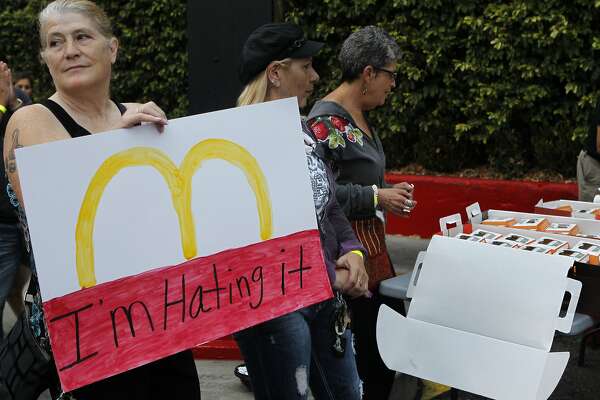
[40,99,128,137]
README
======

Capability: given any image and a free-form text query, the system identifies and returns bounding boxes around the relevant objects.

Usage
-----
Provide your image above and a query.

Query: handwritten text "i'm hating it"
[45,236,329,374]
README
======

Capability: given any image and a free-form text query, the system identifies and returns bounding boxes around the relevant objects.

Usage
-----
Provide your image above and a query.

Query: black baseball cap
[239,23,324,85]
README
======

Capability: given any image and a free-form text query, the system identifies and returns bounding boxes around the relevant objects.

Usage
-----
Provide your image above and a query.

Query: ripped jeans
[234,298,361,400]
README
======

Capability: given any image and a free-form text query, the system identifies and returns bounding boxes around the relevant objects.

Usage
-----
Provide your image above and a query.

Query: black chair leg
[579,335,588,367]
[579,326,600,367]
[450,387,459,400]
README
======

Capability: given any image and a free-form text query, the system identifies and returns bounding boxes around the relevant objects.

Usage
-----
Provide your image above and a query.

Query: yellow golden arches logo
[75,138,272,289]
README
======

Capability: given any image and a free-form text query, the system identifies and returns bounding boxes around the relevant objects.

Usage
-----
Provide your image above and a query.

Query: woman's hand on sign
[379,185,416,217]
[334,251,369,298]
[120,101,168,133]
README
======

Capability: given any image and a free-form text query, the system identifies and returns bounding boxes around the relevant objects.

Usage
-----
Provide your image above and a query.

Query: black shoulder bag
[0,274,51,400]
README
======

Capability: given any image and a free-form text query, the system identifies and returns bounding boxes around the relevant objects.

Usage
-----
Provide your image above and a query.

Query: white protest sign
[17,98,316,300]
[16,98,333,390]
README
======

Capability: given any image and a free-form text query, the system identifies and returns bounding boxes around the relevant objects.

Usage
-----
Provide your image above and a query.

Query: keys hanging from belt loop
[331,292,350,357]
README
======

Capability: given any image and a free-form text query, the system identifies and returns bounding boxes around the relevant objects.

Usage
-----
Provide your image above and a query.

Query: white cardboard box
[471,229,503,241]
[572,241,600,265]
[520,245,553,254]
[502,233,536,245]
[535,199,600,219]
[455,233,484,242]
[533,237,569,253]
[466,203,600,236]
[377,235,580,400]
[439,205,600,265]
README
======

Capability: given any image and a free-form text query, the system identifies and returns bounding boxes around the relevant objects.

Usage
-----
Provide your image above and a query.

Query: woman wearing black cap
[233,23,368,400]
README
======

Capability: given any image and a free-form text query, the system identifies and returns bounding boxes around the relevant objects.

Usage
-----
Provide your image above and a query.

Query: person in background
[0,63,27,115]
[308,26,416,400]
[0,61,29,339]
[577,102,600,202]
[233,22,369,400]
[13,71,34,100]
[3,1,200,399]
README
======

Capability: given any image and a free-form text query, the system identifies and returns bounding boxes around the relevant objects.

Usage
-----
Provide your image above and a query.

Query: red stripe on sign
[43,229,331,392]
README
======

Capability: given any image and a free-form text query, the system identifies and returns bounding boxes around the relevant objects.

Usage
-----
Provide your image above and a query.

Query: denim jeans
[0,222,26,338]
[349,293,397,400]
[234,298,361,400]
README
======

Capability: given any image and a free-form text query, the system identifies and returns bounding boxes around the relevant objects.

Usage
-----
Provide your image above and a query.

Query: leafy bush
[285,0,600,177]
[3,0,600,177]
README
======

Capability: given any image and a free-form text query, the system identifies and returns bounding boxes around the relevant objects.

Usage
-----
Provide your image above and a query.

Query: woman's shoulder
[7,103,69,146]
[9,103,57,124]
[307,113,364,150]
[308,100,353,120]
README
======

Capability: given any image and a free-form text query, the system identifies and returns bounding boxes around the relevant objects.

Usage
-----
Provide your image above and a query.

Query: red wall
[385,173,578,238]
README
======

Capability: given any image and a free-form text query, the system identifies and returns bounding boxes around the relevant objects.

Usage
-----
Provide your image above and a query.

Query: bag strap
[24,272,41,304]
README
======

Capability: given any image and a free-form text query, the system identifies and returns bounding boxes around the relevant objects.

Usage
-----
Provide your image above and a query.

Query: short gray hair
[39,0,114,50]
[339,26,400,82]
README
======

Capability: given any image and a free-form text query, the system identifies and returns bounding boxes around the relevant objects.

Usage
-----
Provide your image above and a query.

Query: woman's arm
[333,180,377,216]
[328,192,369,297]
[0,62,12,115]
[4,107,45,207]
[0,62,21,114]
[3,105,69,209]
[330,194,365,257]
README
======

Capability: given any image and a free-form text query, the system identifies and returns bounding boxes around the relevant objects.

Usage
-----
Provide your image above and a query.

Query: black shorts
[70,350,200,399]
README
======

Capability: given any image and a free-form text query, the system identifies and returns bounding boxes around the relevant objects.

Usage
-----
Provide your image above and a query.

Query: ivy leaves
[286,0,597,176]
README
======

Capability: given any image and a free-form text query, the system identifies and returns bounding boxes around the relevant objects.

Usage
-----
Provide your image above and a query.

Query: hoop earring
[361,85,368,95]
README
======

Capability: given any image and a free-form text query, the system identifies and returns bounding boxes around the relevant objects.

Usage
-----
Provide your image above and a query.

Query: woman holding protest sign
[233,23,369,400]
[307,26,415,400]
[3,1,200,399]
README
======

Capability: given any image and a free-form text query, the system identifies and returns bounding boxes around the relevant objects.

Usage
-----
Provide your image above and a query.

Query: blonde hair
[39,0,113,50]
[237,71,269,106]
[237,59,290,107]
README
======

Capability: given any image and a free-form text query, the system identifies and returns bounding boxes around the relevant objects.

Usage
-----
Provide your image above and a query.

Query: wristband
[0,104,6,114]
[372,184,378,208]
[12,98,23,111]
[350,250,364,259]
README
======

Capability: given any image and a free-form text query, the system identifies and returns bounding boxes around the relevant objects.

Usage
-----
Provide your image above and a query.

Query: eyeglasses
[373,67,398,81]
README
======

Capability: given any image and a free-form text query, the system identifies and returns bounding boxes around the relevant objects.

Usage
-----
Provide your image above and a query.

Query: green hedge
[3,1,600,177]
[285,0,600,177]
[0,0,188,117]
